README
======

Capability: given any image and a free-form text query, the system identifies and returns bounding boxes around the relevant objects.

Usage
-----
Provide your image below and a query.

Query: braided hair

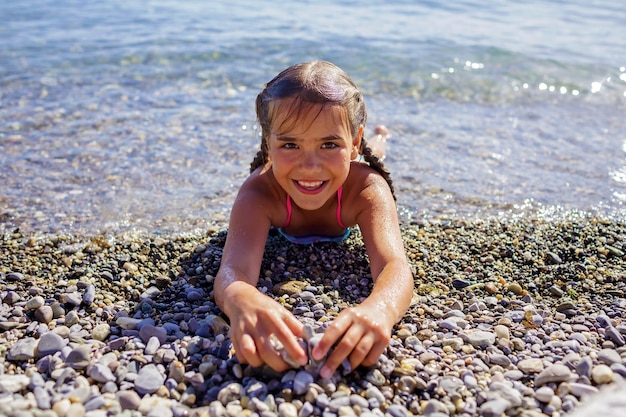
[250,60,396,200]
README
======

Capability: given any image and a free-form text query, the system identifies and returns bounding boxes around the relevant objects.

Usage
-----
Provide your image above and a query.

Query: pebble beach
[2,217,626,417]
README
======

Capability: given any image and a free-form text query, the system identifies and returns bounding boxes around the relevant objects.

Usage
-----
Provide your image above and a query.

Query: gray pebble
[479,398,509,417]
[535,364,574,386]
[294,370,315,395]
[25,295,45,310]
[34,305,53,323]
[7,337,37,361]
[117,390,141,410]
[139,324,168,344]
[135,364,165,395]
[83,284,96,305]
[65,345,91,369]
[89,363,116,383]
[465,329,496,348]
[37,331,65,358]
[568,382,599,397]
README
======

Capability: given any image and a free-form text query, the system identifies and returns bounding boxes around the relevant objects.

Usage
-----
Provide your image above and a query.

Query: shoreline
[1,217,626,416]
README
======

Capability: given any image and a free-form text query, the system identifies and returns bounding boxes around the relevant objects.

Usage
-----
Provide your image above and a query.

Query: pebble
[517,358,544,374]
[36,331,65,357]
[465,329,496,348]
[591,364,614,385]
[135,364,165,395]
[1,221,626,417]
[65,345,92,369]
[535,364,574,386]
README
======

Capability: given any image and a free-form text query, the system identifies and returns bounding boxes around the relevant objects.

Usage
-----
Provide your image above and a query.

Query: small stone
[118,391,142,410]
[466,329,496,348]
[34,386,52,409]
[34,305,53,323]
[294,370,314,395]
[597,348,622,365]
[545,252,562,264]
[568,382,599,397]
[0,374,30,393]
[605,327,625,346]
[6,272,25,282]
[489,353,511,367]
[535,386,555,403]
[145,336,161,355]
[116,316,142,330]
[65,345,92,369]
[2,291,20,304]
[452,279,472,289]
[65,310,80,326]
[535,364,573,386]
[278,402,298,417]
[26,295,45,310]
[7,337,37,361]
[591,364,613,385]
[386,404,410,417]
[217,382,245,405]
[576,356,593,378]
[517,358,544,374]
[139,324,167,344]
[64,292,83,306]
[479,398,509,417]
[365,369,386,386]
[37,331,66,358]
[135,364,165,395]
[205,400,226,417]
[273,280,308,296]
[494,325,510,340]
[89,363,116,383]
[83,284,96,305]
[92,323,111,341]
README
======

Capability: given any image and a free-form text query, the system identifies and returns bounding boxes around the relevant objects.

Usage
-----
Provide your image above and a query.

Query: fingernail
[320,367,332,379]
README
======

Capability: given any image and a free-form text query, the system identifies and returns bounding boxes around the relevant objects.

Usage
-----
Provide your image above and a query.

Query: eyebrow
[275,134,344,142]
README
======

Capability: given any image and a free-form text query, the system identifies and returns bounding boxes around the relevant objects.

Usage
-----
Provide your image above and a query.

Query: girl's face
[267,99,362,211]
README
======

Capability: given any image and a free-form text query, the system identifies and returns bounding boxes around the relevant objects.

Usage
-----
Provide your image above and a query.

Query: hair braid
[360,137,397,201]
[249,139,268,173]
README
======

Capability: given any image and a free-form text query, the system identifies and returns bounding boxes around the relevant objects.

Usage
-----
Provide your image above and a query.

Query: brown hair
[250,60,395,200]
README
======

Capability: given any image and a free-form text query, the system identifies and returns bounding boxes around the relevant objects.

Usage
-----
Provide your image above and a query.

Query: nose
[300,150,321,172]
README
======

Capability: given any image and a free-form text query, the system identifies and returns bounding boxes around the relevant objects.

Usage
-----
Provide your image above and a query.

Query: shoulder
[346,162,393,201]
[233,166,286,225]
[340,162,395,227]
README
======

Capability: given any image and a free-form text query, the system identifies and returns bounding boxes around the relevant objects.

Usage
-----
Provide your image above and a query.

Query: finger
[362,337,388,367]
[312,314,351,361]
[255,333,291,372]
[319,326,362,379]
[272,313,307,366]
[238,333,263,367]
[348,332,376,371]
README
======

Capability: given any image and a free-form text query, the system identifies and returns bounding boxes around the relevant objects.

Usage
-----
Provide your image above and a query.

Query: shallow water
[1,0,625,234]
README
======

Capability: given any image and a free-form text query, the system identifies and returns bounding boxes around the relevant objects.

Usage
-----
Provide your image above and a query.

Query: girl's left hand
[310,304,394,378]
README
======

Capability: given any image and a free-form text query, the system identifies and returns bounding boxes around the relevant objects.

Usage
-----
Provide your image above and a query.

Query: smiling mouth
[295,180,326,191]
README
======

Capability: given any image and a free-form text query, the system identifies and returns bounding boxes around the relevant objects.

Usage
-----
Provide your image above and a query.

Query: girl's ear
[351,125,364,160]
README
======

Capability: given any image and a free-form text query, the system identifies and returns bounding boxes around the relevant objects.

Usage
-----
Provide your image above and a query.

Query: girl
[214,61,413,379]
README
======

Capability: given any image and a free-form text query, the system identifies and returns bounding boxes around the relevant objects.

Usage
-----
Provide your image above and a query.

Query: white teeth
[297,181,324,189]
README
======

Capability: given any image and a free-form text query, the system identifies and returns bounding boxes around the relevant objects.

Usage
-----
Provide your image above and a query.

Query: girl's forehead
[269,98,350,136]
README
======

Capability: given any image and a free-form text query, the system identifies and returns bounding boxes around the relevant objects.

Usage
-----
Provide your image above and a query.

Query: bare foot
[368,124,390,160]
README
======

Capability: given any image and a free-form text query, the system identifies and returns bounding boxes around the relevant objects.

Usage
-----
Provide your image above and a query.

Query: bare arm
[312,174,413,377]
[214,180,307,370]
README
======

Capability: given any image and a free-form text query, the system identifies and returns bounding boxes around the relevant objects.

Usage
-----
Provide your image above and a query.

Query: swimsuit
[277,186,351,244]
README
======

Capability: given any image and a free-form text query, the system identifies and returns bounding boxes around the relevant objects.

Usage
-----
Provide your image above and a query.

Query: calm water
[1,0,625,234]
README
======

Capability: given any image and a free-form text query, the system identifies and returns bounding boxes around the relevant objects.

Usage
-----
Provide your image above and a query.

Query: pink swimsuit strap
[284,186,346,229]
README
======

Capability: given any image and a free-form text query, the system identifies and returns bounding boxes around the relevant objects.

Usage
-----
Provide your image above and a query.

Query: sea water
[1,0,625,234]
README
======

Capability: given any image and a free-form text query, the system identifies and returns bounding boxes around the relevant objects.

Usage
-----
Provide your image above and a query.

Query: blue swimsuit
[277,186,350,244]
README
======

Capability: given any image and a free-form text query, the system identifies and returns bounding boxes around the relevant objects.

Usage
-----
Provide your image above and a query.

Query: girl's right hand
[223,281,307,371]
